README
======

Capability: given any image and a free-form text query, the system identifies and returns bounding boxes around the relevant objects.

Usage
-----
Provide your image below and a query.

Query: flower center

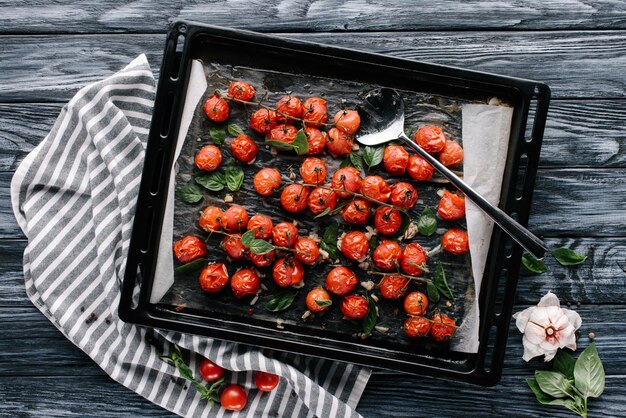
[546,327,554,336]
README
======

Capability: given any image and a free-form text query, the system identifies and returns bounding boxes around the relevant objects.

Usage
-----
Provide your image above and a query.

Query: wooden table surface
[1,2,625,417]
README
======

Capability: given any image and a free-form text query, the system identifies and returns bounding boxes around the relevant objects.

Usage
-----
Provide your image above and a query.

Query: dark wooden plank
[0,172,22,240]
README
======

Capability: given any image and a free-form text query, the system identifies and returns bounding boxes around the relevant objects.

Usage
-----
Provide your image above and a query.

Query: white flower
[513,291,582,362]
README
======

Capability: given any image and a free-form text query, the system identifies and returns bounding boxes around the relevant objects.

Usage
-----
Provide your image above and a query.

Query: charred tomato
[442,228,469,255]
[227,81,255,102]
[195,145,222,172]
[340,199,371,225]
[267,124,298,144]
[253,168,281,196]
[430,313,456,342]
[307,187,337,215]
[198,263,229,294]
[437,190,466,221]
[272,257,305,287]
[340,231,370,261]
[325,266,358,296]
[400,243,428,276]
[302,97,328,127]
[379,275,409,299]
[407,155,435,181]
[404,317,432,339]
[331,167,362,199]
[247,214,274,240]
[249,108,277,134]
[372,240,402,271]
[403,291,429,316]
[295,237,320,265]
[230,134,259,164]
[221,205,249,232]
[414,125,446,154]
[340,295,369,319]
[271,222,299,248]
[304,127,327,155]
[230,268,260,299]
[203,95,229,122]
[383,145,409,176]
[333,109,361,135]
[199,206,223,232]
[389,182,418,209]
[374,206,402,235]
[173,236,207,264]
[222,234,246,259]
[326,127,354,157]
[439,139,464,167]
[306,287,332,313]
[300,157,327,185]
[275,95,304,122]
[361,176,391,203]
[280,184,310,213]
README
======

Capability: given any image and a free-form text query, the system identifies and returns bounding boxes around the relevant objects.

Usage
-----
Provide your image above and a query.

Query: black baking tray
[119,21,550,386]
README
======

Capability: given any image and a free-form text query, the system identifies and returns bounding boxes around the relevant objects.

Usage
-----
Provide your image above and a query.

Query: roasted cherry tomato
[430,313,456,342]
[404,317,432,339]
[199,358,225,382]
[341,199,371,225]
[276,95,304,122]
[400,243,428,276]
[439,140,464,167]
[295,237,320,264]
[302,97,328,127]
[203,95,229,122]
[389,182,418,209]
[250,108,277,134]
[442,228,469,255]
[379,275,409,299]
[227,81,256,101]
[340,231,369,261]
[267,124,298,144]
[300,157,327,185]
[199,206,223,232]
[195,145,222,172]
[407,155,435,181]
[173,236,207,263]
[325,266,358,296]
[331,167,362,199]
[248,249,276,267]
[220,384,247,412]
[307,187,337,215]
[361,176,391,203]
[273,257,305,287]
[374,206,402,235]
[383,145,409,176]
[222,234,246,259]
[221,205,249,232]
[253,168,281,196]
[404,291,428,316]
[271,222,299,248]
[326,127,354,156]
[280,184,310,213]
[333,109,361,135]
[304,127,327,155]
[437,190,466,221]
[254,371,280,392]
[340,295,369,319]
[231,134,259,164]
[414,125,446,154]
[306,287,332,313]
[372,240,402,270]
[230,268,260,299]
[247,214,274,240]
[198,263,229,294]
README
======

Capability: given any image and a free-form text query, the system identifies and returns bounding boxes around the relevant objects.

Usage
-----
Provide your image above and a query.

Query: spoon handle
[399,133,548,259]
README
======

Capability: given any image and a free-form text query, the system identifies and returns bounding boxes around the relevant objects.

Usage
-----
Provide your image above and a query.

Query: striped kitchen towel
[10,54,370,418]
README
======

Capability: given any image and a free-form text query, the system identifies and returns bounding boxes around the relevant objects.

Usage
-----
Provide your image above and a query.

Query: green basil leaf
[363,146,384,168]
[349,152,364,172]
[553,350,576,380]
[433,262,454,300]
[573,343,605,399]
[227,123,244,137]
[535,370,576,400]
[322,221,339,244]
[522,252,548,274]
[249,239,275,255]
[527,379,582,414]
[314,207,332,219]
[195,172,226,192]
[266,290,298,312]
[265,139,296,151]
[426,280,441,304]
[314,299,333,307]
[209,127,226,145]
[174,258,207,274]
[339,157,351,169]
[362,295,377,335]
[398,211,412,236]
[224,165,244,191]
[240,230,255,248]
[417,207,437,236]
[176,184,203,204]
[320,241,340,260]
[292,129,309,156]
[552,248,588,266]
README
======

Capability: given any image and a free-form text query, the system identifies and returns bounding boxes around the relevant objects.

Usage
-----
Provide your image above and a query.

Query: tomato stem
[366,270,431,284]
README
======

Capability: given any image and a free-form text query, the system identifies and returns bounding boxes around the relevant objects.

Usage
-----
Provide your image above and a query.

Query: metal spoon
[356,88,548,259]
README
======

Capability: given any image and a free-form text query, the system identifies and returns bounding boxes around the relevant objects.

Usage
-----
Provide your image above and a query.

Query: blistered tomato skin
[442,228,470,255]
[253,168,281,196]
[341,199,371,225]
[379,275,409,299]
[331,167,362,199]
[437,190,466,221]
[372,240,402,270]
[195,145,222,172]
[302,97,328,127]
[271,222,299,248]
[340,231,370,261]
[254,371,280,392]
[231,134,259,164]
[407,155,435,181]
[247,214,274,240]
[383,145,409,176]
[295,237,320,264]
[439,140,464,167]
[280,184,310,213]
[414,125,446,154]
[326,127,354,156]
[400,242,429,276]
[276,95,304,122]
[250,108,277,134]
[272,257,305,287]
[173,236,207,264]
[340,295,369,319]
[199,358,225,382]
[304,127,327,155]
[199,206,223,232]
[300,157,327,185]
[199,263,229,294]
[325,266,358,296]
[248,250,275,267]
[374,206,402,235]
[333,109,361,135]
[222,234,246,259]
[203,95,229,122]
[227,81,256,101]
[221,205,249,232]
[431,313,457,342]
[404,317,432,339]
[390,182,418,209]
[307,187,337,215]
[230,268,260,299]
[404,291,429,316]
[361,176,391,203]
[306,287,332,313]
[267,124,298,144]
[220,385,248,412]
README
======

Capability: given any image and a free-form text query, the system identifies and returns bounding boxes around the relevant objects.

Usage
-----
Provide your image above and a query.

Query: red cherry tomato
[203,95,229,122]
[295,237,320,264]
[230,268,260,299]
[276,95,304,122]
[250,108,277,134]
[372,240,402,270]
[437,190,466,221]
[340,231,369,261]
[404,317,432,339]
[272,257,305,287]
[247,214,274,240]
[222,234,246,259]
[325,266,358,296]
[231,134,259,164]
[198,263,229,294]
[267,124,298,144]
[199,206,223,232]
[248,249,276,267]
[173,236,206,263]
[439,140,464,167]
[306,287,332,313]
[199,358,226,382]
[302,97,328,127]
[430,313,457,342]
[383,145,409,176]
[414,125,446,154]
[404,291,428,316]
[195,145,222,172]
[280,184,310,213]
[271,222,299,248]
[442,228,469,255]
[220,384,247,412]
[389,182,418,209]
[253,168,281,196]
[300,157,327,185]
[407,155,435,181]
[361,176,391,203]
[326,127,354,156]
[304,127,327,155]
[331,167,362,199]
[379,275,409,299]
[340,295,369,319]
[400,243,428,276]
[307,187,337,215]
[374,206,402,235]
[341,199,371,225]
[227,81,255,101]
[221,205,249,232]
[254,371,280,392]
[333,110,361,135]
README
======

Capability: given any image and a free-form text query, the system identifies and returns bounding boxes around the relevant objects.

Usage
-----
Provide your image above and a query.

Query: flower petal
[524,321,547,345]
[521,338,545,362]
[514,307,533,332]
[537,291,560,308]
[563,308,582,331]
[543,347,559,362]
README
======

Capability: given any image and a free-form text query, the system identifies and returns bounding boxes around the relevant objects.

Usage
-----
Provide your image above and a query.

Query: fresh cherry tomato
[442,228,469,255]
[306,287,332,313]
[276,95,304,122]
[437,190,465,221]
[271,222,299,248]
[254,371,280,392]
[439,140,464,167]
[173,236,207,263]
[430,313,456,342]
[267,124,298,144]
[341,199,371,225]
[250,108,277,134]
[198,263,229,294]
[307,187,337,215]
[374,206,402,235]
[231,134,259,164]
[404,291,428,316]
[248,249,276,267]
[300,157,327,185]
[413,125,446,154]
[400,243,428,276]
[304,127,327,155]
[280,184,310,213]
[230,268,260,299]
[331,167,362,199]
[253,168,281,196]
[333,109,361,135]
[325,266,358,296]
[340,231,369,261]
[302,97,328,127]
[221,205,249,232]
[195,145,222,172]
[273,257,305,287]
[361,176,391,203]
[295,237,320,264]
[203,95,229,122]
[199,206,223,232]
[199,358,225,382]
[383,145,409,176]
[222,234,246,259]
[227,81,255,101]
[404,317,432,339]
[340,295,369,319]
[326,127,354,156]
[379,275,409,299]
[372,240,402,270]
[407,155,435,181]
[389,182,418,209]
[220,384,247,412]
[247,214,274,240]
